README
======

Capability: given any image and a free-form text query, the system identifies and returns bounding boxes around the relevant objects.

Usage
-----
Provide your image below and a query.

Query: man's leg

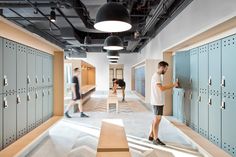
[65,100,76,118]
[122,86,125,102]
[148,122,154,141]
[77,100,89,117]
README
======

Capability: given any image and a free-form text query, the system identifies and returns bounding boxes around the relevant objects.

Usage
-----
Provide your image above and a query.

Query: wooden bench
[107,92,119,113]
[97,119,131,157]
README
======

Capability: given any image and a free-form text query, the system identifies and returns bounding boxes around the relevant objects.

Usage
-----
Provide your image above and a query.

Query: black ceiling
[0,0,192,55]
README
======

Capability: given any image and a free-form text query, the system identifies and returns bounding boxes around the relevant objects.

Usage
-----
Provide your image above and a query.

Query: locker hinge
[3,75,8,86]
[208,77,212,86]
[3,97,8,108]
[27,93,31,101]
[221,76,225,87]
[27,75,31,84]
[208,98,212,105]
[221,100,226,110]
[17,95,21,104]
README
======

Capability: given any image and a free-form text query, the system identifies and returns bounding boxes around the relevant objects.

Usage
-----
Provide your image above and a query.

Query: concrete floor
[27,92,204,157]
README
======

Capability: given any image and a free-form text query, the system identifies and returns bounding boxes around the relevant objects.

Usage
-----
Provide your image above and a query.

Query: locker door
[42,55,49,87]
[209,93,221,147]
[3,39,16,93]
[27,89,36,131]
[190,48,199,132]
[198,92,209,138]
[209,40,221,93]
[35,52,43,88]
[3,93,16,148]
[48,87,53,118]
[48,56,53,86]
[27,47,36,88]
[222,95,236,156]
[0,38,3,94]
[174,51,190,89]
[183,89,191,126]
[42,88,49,122]
[0,95,2,150]
[198,44,209,139]
[172,89,178,118]
[17,44,27,92]
[16,92,27,139]
[35,88,43,127]
[222,34,236,96]
[178,89,185,122]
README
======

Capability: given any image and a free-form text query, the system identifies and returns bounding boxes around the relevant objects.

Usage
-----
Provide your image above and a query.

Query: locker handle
[3,97,8,108]
[221,101,226,110]
[198,96,201,102]
[27,93,31,101]
[27,75,31,84]
[208,98,212,105]
[190,78,192,84]
[17,95,21,104]
[42,91,45,97]
[208,77,212,86]
[48,77,50,82]
[42,76,45,83]
[48,90,50,95]
[35,76,38,84]
[189,93,192,100]
[35,92,38,99]
[3,75,8,86]
[221,77,225,87]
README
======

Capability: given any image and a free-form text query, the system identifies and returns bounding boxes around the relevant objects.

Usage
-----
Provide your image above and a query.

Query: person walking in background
[149,61,178,145]
[112,78,126,102]
[65,68,89,118]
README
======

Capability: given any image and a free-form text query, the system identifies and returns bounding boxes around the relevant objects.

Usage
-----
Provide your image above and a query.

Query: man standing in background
[149,61,178,145]
[65,68,89,118]
[112,78,126,102]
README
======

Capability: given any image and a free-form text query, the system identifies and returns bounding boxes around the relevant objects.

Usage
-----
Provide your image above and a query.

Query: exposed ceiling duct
[0,0,193,57]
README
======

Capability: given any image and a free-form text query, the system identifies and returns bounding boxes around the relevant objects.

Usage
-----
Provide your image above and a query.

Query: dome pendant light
[104,35,123,50]
[50,9,56,22]
[107,50,120,59]
[94,2,132,32]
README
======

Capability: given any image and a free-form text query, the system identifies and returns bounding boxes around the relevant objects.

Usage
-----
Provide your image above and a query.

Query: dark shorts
[153,105,164,115]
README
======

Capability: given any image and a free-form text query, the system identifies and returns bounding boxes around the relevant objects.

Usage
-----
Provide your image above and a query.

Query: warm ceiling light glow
[94,2,132,32]
[104,36,123,50]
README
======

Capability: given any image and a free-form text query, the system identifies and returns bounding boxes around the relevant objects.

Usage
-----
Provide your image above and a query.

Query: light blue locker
[198,44,209,139]
[209,40,221,93]
[177,89,185,122]
[35,88,43,127]
[3,93,16,148]
[27,89,36,131]
[16,92,27,139]
[3,39,17,94]
[48,87,53,118]
[222,34,236,96]
[172,89,178,118]
[35,51,43,88]
[208,92,221,147]
[42,88,49,122]
[48,55,54,86]
[17,44,27,92]
[0,94,2,150]
[0,38,3,94]
[42,55,49,87]
[27,47,36,89]
[222,94,236,156]
[190,48,199,132]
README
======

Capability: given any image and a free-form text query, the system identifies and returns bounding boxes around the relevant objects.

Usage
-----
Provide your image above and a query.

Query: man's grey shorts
[152,105,164,115]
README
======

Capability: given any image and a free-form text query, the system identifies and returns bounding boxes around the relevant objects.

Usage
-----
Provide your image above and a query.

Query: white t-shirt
[150,72,164,106]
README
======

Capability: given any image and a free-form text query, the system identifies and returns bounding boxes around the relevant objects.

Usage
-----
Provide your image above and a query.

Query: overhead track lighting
[107,50,120,59]
[104,35,123,50]
[94,2,132,32]
[50,9,56,22]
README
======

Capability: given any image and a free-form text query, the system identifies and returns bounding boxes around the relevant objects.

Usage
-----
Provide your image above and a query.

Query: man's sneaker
[80,113,89,118]
[148,136,154,141]
[153,138,166,146]
[65,112,72,118]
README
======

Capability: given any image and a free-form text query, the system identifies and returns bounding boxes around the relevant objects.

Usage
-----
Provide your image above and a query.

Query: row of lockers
[134,66,145,97]
[173,33,236,156]
[0,37,54,150]
[0,87,53,150]
[0,37,53,95]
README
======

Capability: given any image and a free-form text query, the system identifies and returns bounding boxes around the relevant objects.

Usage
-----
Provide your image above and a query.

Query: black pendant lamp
[104,35,123,50]
[107,50,120,59]
[94,2,132,32]
[110,60,118,64]
[50,9,56,22]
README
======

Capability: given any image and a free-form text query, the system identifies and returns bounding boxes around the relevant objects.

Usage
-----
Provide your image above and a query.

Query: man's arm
[157,82,178,91]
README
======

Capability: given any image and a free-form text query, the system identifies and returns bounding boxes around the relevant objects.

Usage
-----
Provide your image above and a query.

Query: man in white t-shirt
[149,61,178,145]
